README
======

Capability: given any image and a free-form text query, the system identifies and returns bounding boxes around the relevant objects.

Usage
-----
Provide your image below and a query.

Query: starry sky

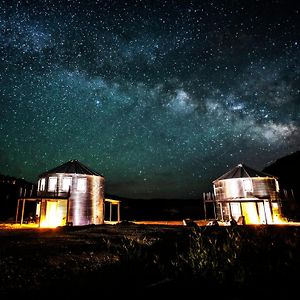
[0,0,299,199]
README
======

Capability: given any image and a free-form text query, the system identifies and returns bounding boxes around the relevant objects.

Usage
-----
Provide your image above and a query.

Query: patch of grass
[1,225,300,297]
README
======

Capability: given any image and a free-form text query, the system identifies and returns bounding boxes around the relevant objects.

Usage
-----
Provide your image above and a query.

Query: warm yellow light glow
[57,200,67,225]
[271,202,287,224]
[105,199,121,204]
[40,201,67,228]
[40,202,57,227]
[241,202,260,224]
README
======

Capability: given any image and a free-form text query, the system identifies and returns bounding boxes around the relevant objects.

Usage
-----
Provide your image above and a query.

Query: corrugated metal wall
[37,173,105,226]
[214,177,279,201]
[214,177,281,224]
[252,178,278,200]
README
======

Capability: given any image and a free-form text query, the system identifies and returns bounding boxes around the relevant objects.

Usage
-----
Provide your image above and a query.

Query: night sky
[0,0,299,199]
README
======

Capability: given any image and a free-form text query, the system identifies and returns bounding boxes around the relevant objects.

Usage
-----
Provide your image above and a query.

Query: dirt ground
[1,222,300,299]
[0,222,192,298]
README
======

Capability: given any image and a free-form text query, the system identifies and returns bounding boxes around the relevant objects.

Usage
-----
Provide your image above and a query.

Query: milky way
[0,0,299,199]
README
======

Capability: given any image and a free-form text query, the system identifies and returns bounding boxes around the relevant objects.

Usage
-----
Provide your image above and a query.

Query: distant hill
[263,151,300,198]
[104,193,202,221]
[263,151,300,220]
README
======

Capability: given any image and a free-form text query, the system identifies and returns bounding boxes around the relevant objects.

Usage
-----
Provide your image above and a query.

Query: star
[0,0,299,199]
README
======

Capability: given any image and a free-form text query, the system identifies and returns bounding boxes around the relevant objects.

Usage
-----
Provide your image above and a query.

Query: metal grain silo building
[211,163,283,224]
[36,160,105,227]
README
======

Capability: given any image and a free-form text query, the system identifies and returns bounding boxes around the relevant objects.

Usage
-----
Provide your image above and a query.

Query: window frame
[243,178,253,193]
[77,177,87,192]
[62,177,72,192]
[48,177,57,192]
[39,178,46,191]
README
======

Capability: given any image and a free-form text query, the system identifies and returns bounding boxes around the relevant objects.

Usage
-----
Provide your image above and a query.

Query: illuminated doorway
[40,200,67,227]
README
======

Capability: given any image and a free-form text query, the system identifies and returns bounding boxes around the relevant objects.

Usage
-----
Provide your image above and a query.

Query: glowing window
[77,178,87,192]
[62,177,72,192]
[39,178,46,191]
[48,177,57,192]
[275,180,279,192]
[243,179,253,192]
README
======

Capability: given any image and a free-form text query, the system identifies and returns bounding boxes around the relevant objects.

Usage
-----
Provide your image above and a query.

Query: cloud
[251,121,299,143]
[165,89,197,114]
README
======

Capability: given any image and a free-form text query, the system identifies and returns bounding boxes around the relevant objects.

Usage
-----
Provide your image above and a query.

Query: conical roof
[213,163,276,182]
[39,160,103,177]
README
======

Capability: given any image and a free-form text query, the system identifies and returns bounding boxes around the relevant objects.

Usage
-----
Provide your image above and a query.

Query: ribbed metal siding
[214,178,245,200]
[214,177,278,201]
[252,178,278,200]
[37,173,105,226]
[67,175,104,226]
